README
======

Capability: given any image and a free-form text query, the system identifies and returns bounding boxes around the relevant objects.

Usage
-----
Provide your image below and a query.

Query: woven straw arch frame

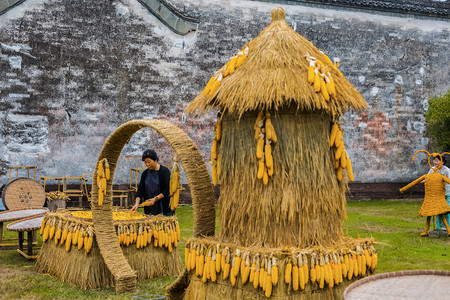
[91,119,215,292]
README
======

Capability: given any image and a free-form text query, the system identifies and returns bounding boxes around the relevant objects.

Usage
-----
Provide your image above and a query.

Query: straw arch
[91,119,215,292]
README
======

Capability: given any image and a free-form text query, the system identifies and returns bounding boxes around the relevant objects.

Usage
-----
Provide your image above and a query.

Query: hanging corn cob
[254,111,277,185]
[96,158,110,206]
[169,156,182,211]
[211,115,222,186]
[329,120,355,182]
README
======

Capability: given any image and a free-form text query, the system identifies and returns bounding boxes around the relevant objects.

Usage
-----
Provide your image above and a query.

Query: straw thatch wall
[219,106,345,248]
[89,119,214,291]
[36,236,181,289]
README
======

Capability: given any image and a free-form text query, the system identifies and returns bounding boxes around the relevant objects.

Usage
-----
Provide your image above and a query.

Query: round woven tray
[1,178,46,210]
[0,208,48,222]
[344,270,450,300]
[7,215,45,232]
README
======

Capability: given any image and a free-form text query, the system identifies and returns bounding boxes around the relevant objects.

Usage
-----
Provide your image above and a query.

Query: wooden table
[6,215,45,259]
[0,208,48,249]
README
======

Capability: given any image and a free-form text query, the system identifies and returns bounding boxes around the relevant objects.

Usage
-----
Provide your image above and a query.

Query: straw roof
[187,7,367,117]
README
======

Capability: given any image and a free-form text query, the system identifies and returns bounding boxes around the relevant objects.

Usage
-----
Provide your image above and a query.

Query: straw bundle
[187,8,367,118]
[36,211,181,289]
[87,119,214,292]
[35,232,181,290]
[219,106,345,248]
[167,235,376,300]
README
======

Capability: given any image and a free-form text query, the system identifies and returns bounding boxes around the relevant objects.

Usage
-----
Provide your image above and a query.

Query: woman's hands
[130,197,158,213]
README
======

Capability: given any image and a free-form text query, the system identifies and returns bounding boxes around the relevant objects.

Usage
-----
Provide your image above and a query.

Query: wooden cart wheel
[90,119,215,292]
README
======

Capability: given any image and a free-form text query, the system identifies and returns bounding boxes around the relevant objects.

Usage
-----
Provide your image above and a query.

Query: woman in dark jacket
[130,149,173,216]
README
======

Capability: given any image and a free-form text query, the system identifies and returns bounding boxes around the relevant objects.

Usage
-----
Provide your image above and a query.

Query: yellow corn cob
[232,250,241,277]
[235,50,247,68]
[257,159,265,180]
[292,263,299,291]
[242,258,251,284]
[256,138,264,159]
[223,261,231,280]
[340,150,347,169]
[299,264,305,290]
[265,273,272,297]
[265,117,277,143]
[84,235,89,250]
[253,265,260,289]
[72,228,79,246]
[326,73,336,97]
[216,251,221,273]
[315,264,320,283]
[265,151,273,177]
[254,110,265,130]
[361,254,366,276]
[308,60,316,83]
[310,263,316,283]
[353,254,359,277]
[208,75,221,96]
[271,258,278,286]
[336,166,343,182]
[320,76,330,101]
[346,157,354,182]
[335,142,344,160]
[221,250,226,272]
[43,224,50,242]
[250,261,256,283]
[211,139,218,161]
[202,262,208,283]
[65,231,72,252]
[215,120,222,141]
[261,266,266,290]
[240,255,246,279]
[334,130,342,148]
[347,255,354,280]
[49,223,55,240]
[60,225,68,245]
[329,123,338,147]
[263,168,269,185]
[190,248,196,271]
[98,191,103,206]
[285,260,292,284]
[364,249,371,267]
[98,161,104,178]
[303,264,309,285]
[185,247,190,271]
[371,253,378,270]
[224,56,237,76]
[39,219,46,236]
[86,235,93,254]
[203,76,215,95]
[77,231,84,250]
[314,69,321,92]
[206,252,212,280]
[210,256,217,282]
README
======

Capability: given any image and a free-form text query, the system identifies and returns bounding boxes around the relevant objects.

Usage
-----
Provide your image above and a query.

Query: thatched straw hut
[168,7,373,300]
[188,6,366,249]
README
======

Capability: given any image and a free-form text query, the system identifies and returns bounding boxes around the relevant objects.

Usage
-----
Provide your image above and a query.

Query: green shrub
[425,89,450,151]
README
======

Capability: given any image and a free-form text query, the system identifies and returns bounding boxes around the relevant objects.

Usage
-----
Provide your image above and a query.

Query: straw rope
[90,119,215,292]
[1,178,46,210]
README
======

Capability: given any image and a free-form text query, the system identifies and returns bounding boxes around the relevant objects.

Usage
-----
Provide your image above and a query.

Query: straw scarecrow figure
[168,7,375,299]
[400,151,450,237]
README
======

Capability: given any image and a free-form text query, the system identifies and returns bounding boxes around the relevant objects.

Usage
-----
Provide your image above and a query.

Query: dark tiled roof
[256,0,449,18]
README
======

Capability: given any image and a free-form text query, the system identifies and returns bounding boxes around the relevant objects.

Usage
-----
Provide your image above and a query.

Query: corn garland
[96,158,110,206]
[169,156,182,211]
[211,115,222,186]
[254,110,277,185]
[329,121,354,182]
[305,53,340,101]
[184,238,376,297]
[203,44,249,96]
[39,211,180,254]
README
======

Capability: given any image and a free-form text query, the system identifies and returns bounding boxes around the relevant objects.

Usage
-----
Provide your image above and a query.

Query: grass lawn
[0,199,449,299]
